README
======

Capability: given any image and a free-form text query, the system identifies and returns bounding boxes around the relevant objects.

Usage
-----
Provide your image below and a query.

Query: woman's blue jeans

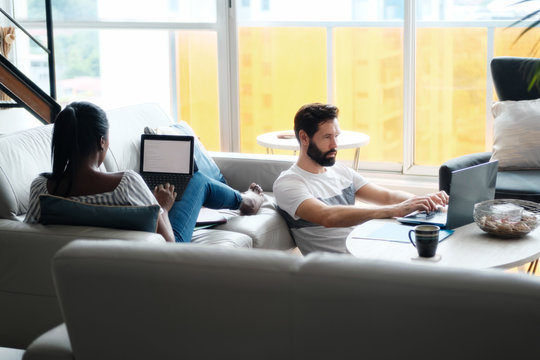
[168,171,242,243]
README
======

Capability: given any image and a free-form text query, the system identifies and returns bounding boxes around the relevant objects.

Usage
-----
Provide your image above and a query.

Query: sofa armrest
[23,324,73,360]
[1,220,164,297]
[0,220,164,349]
[211,152,295,192]
[439,152,492,193]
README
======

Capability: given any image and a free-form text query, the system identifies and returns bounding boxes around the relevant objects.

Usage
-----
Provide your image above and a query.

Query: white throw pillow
[490,98,540,170]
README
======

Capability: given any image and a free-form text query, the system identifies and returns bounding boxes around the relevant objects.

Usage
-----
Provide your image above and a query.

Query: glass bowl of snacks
[473,199,540,238]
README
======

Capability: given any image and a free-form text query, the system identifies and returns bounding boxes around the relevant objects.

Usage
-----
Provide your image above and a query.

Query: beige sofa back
[48,240,540,360]
[103,102,173,172]
[0,125,53,219]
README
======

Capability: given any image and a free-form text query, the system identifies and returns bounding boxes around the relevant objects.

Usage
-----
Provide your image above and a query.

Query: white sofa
[0,103,296,349]
[23,239,540,360]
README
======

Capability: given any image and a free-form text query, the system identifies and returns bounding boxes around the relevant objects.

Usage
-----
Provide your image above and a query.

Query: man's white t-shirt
[273,163,368,255]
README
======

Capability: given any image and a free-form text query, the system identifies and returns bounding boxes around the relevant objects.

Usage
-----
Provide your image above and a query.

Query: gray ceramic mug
[408,225,440,258]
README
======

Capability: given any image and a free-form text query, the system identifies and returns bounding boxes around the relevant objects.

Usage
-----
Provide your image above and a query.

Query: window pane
[237,0,404,165]
[17,0,98,21]
[16,0,216,23]
[98,30,172,109]
[415,0,539,166]
[334,27,403,163]
[174,31,220,151]
[51,28,220,149]
[98,0,216,23]
[417,0,535,21]
[494,27,540,60]
[238,27,327,154]
[237,0,389,22]
[26,28,173,111]
[415,27,487,166]
[4,27,51,97]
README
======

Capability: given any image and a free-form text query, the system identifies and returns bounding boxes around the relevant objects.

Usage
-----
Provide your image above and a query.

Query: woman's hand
[153,183,177,212]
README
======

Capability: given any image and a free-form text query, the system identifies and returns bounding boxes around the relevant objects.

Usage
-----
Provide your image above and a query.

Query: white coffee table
[256,130,370,170]
[346,219,540,270]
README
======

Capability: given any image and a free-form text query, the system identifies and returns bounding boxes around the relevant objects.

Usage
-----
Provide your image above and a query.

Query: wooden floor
[507,262,540,276]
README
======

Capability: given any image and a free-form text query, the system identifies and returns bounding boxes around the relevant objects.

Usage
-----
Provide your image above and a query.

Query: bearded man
[273,103,448,255]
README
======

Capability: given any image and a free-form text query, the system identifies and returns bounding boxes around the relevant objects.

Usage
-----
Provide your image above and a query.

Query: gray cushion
[495,170,540,202]
[191,228,253,248]
[214,195,295,250]
[39,195,160,232]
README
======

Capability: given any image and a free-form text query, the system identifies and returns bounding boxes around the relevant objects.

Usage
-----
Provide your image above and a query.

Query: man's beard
[307,139,337,167]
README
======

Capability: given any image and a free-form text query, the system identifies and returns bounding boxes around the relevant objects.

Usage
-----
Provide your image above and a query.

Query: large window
[11,0,540,174]
[236,0,404,167]
[414,0,540,169]
[14,0,221,150]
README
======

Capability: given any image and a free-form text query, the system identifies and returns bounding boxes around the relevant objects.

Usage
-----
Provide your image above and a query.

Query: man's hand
[427,190,449,207]
[393,190,449,217]
[153,183,177,212]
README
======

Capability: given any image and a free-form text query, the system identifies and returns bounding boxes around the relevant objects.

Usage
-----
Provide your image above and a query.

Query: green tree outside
[27,0,100,78]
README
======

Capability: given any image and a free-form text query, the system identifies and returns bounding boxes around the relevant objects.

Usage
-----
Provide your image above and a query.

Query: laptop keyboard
[406,207,443,220]
[143,173,192,201]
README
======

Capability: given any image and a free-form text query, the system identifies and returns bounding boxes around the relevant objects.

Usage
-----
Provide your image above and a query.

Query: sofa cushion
[495,170,540,202]
[214,194,295,250]
[191,228,253,248]
[103,103,173,172]
[146,122,227,183]
[39,195,160,232]
[52,240,297,360]
[211,152,295,193]
[0,125,53,220]
[491,98,540,170]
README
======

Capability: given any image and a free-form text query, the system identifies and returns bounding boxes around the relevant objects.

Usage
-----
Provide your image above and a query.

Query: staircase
[0,54,60,124]
[0,1,60,124]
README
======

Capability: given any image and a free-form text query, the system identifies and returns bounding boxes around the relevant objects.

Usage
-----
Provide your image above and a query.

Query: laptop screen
[445,160,498,229]
[140,135,194,175]
[395,160,498,229]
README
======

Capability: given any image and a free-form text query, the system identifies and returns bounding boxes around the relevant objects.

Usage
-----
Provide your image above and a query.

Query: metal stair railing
[0,53,60,123]
[0,0,59,124]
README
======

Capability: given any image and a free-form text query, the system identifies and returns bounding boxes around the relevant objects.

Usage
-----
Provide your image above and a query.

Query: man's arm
[295,198,396,228]
[356,183,448,208]
[295,184,449,228]
[356,183,413,205]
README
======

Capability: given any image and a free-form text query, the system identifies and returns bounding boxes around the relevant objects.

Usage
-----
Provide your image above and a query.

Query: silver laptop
[140,134,194,201]
[396,161,498,229]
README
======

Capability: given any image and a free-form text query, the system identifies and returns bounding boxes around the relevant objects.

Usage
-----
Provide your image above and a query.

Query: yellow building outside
[175,26,540,167]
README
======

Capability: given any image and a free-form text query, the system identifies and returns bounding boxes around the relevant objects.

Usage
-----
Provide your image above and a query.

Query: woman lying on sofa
[24,101,264,243]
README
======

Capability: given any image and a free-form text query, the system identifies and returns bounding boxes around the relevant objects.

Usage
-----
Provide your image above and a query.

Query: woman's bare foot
[239,183,264,215]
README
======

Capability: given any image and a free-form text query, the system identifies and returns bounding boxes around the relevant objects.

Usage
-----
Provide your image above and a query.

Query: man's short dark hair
[294,103,339,141]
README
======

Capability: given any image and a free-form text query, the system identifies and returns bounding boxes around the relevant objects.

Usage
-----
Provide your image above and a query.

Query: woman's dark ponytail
[49,102,109,195]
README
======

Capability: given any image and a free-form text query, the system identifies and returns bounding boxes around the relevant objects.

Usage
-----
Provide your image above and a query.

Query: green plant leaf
[508,1,540,91]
